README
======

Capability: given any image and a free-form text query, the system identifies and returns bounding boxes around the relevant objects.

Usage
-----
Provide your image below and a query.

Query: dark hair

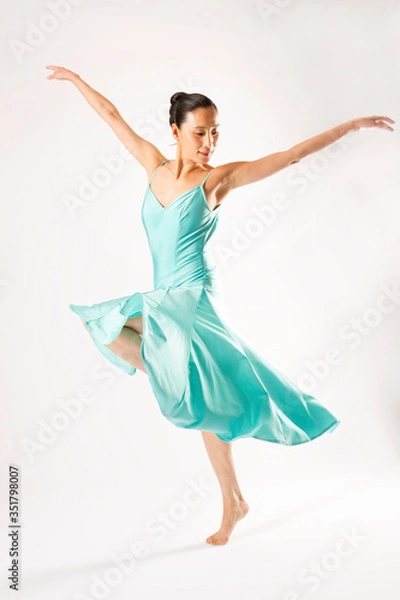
[169,92,218,128]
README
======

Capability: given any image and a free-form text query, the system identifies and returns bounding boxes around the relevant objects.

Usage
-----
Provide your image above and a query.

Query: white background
[1,0,400,598]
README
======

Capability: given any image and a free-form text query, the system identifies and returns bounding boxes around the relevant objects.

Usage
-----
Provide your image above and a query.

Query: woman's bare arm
[220,116,395,193]
[45,65,163,173]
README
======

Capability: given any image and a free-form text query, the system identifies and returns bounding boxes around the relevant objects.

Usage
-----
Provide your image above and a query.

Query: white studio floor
[8,472,400,600]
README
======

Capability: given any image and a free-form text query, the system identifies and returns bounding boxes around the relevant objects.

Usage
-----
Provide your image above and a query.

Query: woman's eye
[195,132,219,136]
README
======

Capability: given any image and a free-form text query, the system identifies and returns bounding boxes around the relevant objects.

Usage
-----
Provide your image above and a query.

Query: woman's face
[173,107,220,162]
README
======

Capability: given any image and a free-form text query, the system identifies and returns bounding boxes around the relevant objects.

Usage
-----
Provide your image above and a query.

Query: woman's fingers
[373,115,395,123]
[354,116,396,131]
[374,116,395,131]
[374,116,395,126]
[45,65,60,79]
[45,65,74,81]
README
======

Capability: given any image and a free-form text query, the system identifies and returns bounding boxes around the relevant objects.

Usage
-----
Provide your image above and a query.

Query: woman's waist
[154,262,219,290]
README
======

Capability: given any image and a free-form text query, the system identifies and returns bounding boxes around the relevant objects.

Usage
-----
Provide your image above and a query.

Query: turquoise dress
[69,159,341,444]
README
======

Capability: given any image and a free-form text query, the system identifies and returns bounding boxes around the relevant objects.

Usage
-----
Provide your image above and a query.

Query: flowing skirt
[69,282,340,444]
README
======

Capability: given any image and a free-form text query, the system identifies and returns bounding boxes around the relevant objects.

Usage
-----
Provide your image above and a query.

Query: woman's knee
[105,327,147,373]
[124,314,143,335]
[81,319,146,373]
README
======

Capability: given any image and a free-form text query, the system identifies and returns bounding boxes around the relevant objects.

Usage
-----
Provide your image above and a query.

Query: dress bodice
[141,160,221,290]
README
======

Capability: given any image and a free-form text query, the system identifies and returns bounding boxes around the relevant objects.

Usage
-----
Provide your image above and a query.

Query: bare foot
[206,496,250,545]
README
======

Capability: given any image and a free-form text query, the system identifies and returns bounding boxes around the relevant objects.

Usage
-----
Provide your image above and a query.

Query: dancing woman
[46,65,394,545]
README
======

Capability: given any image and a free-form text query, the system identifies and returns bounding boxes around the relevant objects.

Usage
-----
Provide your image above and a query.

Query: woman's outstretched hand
[352,115,395,132]
[45,65,79,82]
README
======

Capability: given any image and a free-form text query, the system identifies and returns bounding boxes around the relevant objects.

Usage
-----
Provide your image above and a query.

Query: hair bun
[170,92,186,105]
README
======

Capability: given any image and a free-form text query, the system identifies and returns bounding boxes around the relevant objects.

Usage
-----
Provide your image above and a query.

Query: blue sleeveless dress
[69,159,341,444]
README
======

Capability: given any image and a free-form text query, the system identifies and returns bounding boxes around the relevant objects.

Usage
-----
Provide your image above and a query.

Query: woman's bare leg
[105,327,146,373]
[82,315,147,373]
[201,431,250,545]
[82,316,248,544]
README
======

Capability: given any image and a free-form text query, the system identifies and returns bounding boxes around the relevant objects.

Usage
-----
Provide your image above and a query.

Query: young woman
[46,65,394,545]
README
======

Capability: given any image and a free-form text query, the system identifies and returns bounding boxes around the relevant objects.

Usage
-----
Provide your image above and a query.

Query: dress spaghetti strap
[149,159,170,185]
[200,169,214,188]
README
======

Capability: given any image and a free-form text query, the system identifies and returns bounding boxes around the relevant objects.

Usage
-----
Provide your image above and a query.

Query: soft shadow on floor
[24,480,368,588]
[231,479,364,543]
